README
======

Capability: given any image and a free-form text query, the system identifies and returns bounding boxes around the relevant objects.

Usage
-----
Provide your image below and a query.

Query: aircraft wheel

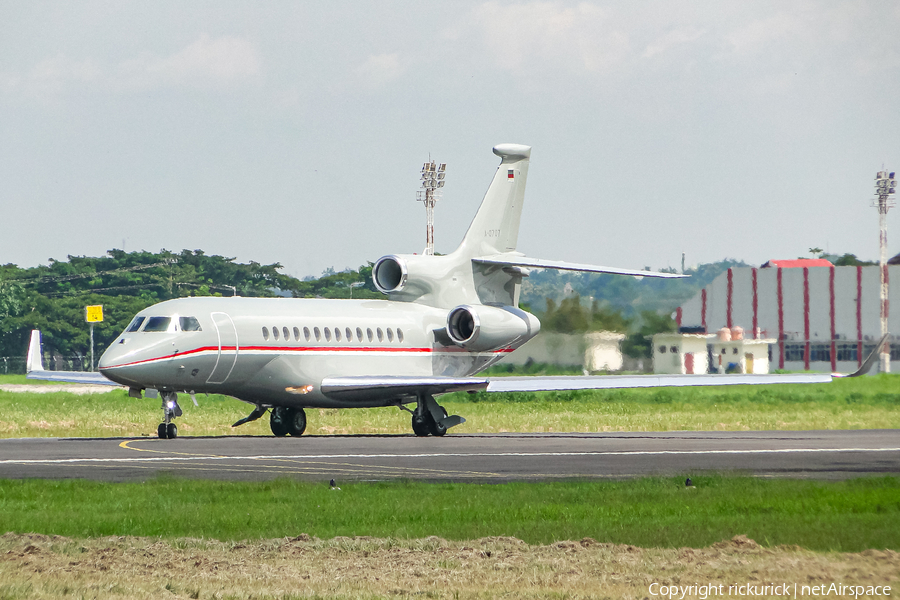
[428,407,448,437]
[157,423,167,439]
[285,407,307,436]
[270,407,289,437]
[166,423,178,439]
[411,415,430,437]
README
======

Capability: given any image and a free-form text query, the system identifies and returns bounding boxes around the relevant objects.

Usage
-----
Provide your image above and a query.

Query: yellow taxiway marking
[117,439,500,478]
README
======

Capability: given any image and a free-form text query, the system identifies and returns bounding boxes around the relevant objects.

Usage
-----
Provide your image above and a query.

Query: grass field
[1,374,898,438]
[1,475,898,551]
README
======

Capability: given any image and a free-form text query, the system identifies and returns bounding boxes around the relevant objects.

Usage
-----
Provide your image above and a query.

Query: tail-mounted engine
[446,304,540,352]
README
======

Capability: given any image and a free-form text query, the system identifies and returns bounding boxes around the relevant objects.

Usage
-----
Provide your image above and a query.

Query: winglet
[835,333,889,378]
[26,330,44,373]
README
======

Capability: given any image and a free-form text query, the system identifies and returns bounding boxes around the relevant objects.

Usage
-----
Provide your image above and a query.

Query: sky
[2,1,899,279]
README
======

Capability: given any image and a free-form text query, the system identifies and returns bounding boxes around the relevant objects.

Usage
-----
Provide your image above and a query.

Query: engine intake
[446,304,539,352]
[372,255,408,293]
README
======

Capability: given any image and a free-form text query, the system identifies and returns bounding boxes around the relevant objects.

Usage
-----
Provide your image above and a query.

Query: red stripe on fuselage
[100,345,514,371]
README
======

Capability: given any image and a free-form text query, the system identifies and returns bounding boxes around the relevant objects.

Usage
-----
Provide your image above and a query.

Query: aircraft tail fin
[454,144,531,259]
[27,330,44,372]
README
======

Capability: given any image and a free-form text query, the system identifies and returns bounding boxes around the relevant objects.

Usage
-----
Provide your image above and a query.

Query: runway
[1,430,898,482]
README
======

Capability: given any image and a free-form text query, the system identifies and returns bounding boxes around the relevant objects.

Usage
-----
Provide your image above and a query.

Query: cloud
[642,27,706,59]
[468,1,630,73]
[3,34,261,98]
[117,34,261,90]
[356,53,405,87]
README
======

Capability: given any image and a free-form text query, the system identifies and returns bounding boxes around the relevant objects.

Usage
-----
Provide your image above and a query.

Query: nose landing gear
[157,391,182,439]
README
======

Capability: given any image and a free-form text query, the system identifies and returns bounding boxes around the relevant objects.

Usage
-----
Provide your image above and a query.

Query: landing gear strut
[411,394,465,437]
[157,391,182,439]
[270,407,307,437]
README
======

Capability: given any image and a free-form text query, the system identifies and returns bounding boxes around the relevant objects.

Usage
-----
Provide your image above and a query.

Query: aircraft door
[207,312,238,384]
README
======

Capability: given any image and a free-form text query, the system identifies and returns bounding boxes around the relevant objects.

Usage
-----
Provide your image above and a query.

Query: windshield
[143,316,172,332]
[179,316,202,331]
[125,316,145,333]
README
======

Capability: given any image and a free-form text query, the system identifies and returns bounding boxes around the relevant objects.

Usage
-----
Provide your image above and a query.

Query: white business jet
[27,144,833,439]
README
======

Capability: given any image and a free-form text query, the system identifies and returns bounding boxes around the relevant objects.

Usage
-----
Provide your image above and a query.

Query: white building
[499,331,626,372]
[676,261,900,373]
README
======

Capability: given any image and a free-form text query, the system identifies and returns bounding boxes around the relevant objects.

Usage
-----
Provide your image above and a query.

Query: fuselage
[97,297,518,409]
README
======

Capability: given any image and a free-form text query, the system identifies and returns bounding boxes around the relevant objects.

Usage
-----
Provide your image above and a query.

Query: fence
[0,355,92,375]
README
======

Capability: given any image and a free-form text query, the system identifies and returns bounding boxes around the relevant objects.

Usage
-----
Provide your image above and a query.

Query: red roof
[761,259,834,268]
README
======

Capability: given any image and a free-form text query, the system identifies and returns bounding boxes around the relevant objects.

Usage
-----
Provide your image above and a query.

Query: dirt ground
[1,533,897,599]
[0,384,120,395]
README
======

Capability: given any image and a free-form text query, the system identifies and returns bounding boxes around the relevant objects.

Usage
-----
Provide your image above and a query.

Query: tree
[621,310,676,359]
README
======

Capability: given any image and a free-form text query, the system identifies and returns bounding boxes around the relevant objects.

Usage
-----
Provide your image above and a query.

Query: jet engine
[446,304,540,352]
[372,254,458,302]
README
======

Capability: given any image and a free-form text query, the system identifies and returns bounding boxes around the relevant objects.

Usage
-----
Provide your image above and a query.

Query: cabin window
[324,328,331,342]
[283,327,290,341]
[334,328,342,342]
[386,328,394,342]
[293,327,301,341]
[670,346,678,354]
[314,327,321,341]
[262,327,269,340]
[397,328,404,343]
[143,317,172,332]
[366,328,374,342]
[346,327,353,341]
[179,316,202,332]
[377,328,384,342]
[357,327,364,342]
[272,326,280,340]
[659,346,666,353]
[304,327,311,341]
[126,317,145,332]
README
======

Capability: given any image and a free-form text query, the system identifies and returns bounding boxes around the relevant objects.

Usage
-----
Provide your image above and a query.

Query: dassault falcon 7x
[27,144,833,439]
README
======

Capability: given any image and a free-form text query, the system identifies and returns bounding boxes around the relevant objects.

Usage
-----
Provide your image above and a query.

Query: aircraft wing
[321,372,832,403]
[321,376,489,402]
[485,372,832,392]
[473,255,686,279]
[25,330,120,387]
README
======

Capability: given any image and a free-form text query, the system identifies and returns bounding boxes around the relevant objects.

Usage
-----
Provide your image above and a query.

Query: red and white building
[676,259,899,373]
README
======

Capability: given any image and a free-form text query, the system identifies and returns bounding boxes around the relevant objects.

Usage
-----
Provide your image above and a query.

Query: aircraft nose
[98,341,140,385]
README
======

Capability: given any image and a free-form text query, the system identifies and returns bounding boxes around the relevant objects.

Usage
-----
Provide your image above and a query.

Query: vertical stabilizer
[27,330,44,372]
[454,144,531,258]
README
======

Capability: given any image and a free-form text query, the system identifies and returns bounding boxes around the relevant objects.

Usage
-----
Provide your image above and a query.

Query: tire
[166,423,178,439]
[270,407,289,437]
[157,423,167,439]
[411,415,430,437]
[428,407,448,437]
[285,407,307,437]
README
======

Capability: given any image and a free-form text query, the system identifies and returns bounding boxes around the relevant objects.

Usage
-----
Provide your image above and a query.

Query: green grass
[1,375,899,437]
[1,475,898,551]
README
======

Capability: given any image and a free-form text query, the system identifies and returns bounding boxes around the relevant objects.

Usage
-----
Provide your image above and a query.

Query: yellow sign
[85,305,104,323]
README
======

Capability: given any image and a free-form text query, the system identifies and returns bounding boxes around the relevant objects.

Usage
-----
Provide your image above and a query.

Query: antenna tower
[874,169,897,372]
[417,160,446,255]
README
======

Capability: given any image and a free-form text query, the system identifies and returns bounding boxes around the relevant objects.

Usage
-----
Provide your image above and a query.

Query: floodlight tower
[417,160,446,255]
[874,169,897,372]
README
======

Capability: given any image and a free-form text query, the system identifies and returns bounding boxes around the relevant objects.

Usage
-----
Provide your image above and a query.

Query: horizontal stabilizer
[321,375,488,402]
[25,329,119,386]
[473,255,686,279]
[486,372,832,393]
[26,370,119,386]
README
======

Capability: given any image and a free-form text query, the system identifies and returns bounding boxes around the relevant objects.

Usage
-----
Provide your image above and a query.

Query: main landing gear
[157,391,182,439]
[232,405,308,437]
[410,394,465,437]
[269,407,307,437]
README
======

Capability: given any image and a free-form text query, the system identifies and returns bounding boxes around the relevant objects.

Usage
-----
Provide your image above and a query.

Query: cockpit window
[143,317,172,332]
[125,316,145,333]
[179,316,202,331]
